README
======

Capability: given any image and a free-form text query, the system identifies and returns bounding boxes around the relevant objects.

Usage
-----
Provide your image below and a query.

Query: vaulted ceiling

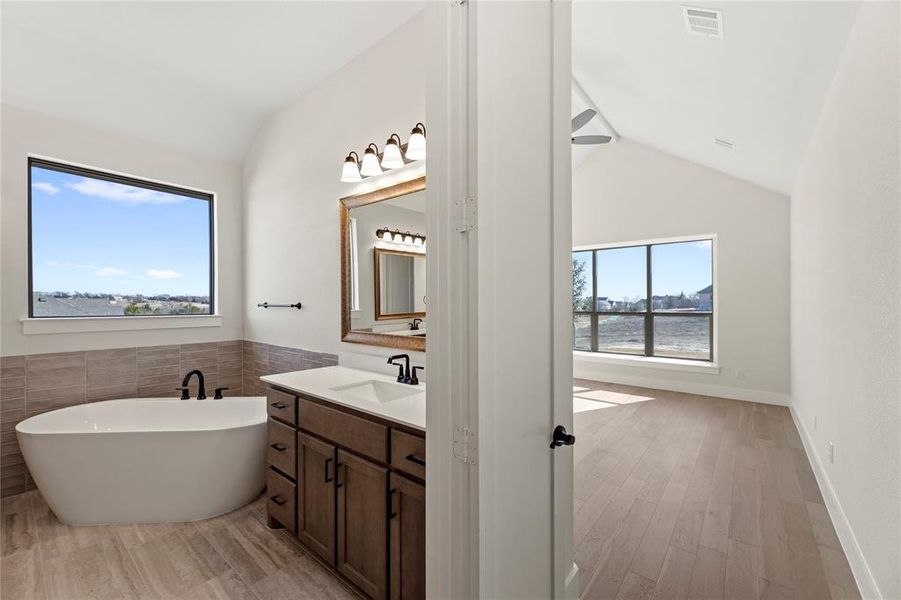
[1,1,424,163]
[573,1,861,194]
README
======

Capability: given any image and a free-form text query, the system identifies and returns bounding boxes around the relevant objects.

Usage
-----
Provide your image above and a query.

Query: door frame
[551,1,578,597]
[425,1,574,597]
[424,1,480,598]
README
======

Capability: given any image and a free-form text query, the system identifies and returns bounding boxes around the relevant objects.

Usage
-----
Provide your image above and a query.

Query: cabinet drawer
[266,387,297,426]
[266,468,296,532]
[299,397,388,462]
[267,418,296,478]
[390,430,425,480]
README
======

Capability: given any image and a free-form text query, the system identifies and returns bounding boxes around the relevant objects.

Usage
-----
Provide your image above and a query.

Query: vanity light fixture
[405,122,426,161]
[360,143,383,177]
[340,151,362,183]
[376,227,426,246]
[340,123,426,182]
[381,134,405,169]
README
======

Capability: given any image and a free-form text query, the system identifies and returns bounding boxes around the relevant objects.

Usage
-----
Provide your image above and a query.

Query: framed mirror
[340,177,426,351]
[374,248,426,321]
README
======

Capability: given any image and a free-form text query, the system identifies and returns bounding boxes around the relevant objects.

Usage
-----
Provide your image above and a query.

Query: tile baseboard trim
[791,405,882,600]
[21,315,222,335]
[573,367,790,406]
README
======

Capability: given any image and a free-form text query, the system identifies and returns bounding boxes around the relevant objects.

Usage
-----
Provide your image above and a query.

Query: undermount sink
[330,380,421,404]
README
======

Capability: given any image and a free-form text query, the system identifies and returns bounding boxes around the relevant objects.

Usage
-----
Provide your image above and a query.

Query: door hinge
[453,426,478,465]
[454,196,477,234]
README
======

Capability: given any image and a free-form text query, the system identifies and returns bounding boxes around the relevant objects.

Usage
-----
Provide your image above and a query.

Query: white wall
[242,12,424,363]
[572,139,791,404]
[0,105,244,355]
[789,3,900,598]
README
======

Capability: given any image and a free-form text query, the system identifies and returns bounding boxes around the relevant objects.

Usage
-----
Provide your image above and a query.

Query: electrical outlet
[828,442,835,464]
[735,369,745,380]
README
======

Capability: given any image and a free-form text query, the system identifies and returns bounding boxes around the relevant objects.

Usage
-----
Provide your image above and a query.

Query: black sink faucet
[410,318,423,331]
[179,369,206,400]
[388,354,411,383]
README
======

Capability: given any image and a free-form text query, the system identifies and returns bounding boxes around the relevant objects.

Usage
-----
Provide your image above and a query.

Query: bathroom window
[572,238,714,361]
[28,158,214,318]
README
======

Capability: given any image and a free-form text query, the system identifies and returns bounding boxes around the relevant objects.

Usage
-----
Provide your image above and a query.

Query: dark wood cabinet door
[337,449,388,599]
[389,473,425,600]
[297,433,337,565]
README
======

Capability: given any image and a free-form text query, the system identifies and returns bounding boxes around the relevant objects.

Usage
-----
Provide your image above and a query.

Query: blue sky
[574,240,711,301]
[30,166,211,296]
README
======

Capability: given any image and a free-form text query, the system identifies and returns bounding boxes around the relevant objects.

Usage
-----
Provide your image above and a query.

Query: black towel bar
[257,302,302,310]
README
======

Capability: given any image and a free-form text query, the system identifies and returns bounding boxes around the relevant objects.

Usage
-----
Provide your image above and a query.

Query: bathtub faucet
[180,370,206,400]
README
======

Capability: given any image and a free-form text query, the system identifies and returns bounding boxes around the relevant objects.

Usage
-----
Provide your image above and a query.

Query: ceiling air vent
[682,6,723,39]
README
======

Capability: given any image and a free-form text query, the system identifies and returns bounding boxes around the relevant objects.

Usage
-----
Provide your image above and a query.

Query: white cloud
[33,181,60,195]
[96,267,128,277]
[67,178,184,205]
[145,269,182,280]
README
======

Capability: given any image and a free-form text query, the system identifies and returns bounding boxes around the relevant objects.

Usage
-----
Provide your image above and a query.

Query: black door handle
[550,425,575,448]
[324,458,333,483]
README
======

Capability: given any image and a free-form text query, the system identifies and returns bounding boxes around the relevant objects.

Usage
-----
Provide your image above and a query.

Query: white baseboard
[572,366,790,406]
[565,562,580,600]
[790,406,882,600]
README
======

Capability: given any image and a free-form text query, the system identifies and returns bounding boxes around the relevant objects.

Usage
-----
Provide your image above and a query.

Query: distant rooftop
[32,295,124,317]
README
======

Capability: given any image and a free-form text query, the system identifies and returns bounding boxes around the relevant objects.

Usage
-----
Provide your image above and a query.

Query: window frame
[27,156,216,319]
[573,237,715,362]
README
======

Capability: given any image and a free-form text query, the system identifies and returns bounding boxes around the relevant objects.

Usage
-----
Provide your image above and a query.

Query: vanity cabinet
[297,433,336,564]
[264,385,425,600]
[336,450,388,598]
[389,473,425,600]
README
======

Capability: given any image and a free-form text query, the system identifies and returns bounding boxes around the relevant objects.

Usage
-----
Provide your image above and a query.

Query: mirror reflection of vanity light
[376,228,425,247]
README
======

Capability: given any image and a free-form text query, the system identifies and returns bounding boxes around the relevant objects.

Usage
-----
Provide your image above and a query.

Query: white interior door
[474,1,576,597]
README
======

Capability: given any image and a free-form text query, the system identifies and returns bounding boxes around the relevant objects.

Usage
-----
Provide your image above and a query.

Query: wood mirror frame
[340,176,426,352]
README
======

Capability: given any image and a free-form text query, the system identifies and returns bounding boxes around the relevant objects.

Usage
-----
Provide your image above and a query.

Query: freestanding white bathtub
[16,397,267,525]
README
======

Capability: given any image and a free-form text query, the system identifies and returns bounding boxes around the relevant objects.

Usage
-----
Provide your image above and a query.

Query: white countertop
[261,366,425,432]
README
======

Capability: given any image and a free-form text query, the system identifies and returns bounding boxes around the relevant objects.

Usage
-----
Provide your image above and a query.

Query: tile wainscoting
[0,341,337,498]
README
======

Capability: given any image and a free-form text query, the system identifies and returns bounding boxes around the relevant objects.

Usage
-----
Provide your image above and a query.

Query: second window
[573,239,714,361]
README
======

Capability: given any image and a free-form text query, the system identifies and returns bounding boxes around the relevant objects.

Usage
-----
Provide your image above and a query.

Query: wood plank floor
[0,491,361,600]
[1,381,863,600]
[573,379,861,600]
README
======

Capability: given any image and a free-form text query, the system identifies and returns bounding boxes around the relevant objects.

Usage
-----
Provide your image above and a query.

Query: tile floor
[0,491,360,600]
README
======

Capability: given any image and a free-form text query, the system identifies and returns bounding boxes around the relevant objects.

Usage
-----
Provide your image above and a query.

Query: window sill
[21,315,222,335]
[574,351,721,374]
